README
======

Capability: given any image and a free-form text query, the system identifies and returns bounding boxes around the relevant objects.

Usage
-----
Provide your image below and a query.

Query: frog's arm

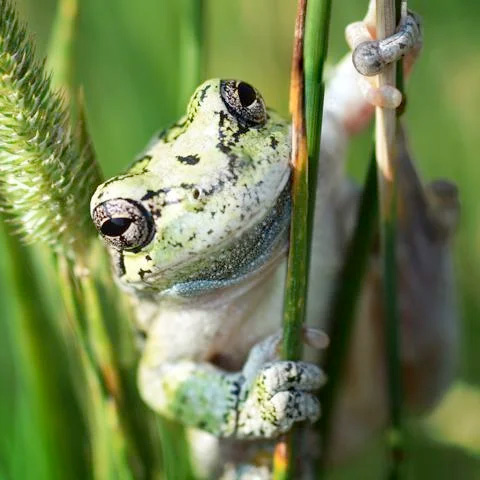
[138,331,324,438]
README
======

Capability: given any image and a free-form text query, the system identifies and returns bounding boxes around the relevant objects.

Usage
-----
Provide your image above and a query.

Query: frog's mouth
[128,180,291,298]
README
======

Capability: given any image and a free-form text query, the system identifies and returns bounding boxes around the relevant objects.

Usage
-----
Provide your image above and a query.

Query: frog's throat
[130,180,291,299]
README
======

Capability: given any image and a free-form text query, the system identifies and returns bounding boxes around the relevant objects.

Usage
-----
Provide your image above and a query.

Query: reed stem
[375,1,404,477]
[273,0,332,477]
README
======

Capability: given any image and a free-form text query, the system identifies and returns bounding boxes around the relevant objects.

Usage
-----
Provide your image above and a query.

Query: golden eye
[220,80,267,126]
[92,199,154,251]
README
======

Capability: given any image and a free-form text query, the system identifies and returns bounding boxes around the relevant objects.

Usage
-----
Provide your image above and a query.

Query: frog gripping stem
[352,10,422,76]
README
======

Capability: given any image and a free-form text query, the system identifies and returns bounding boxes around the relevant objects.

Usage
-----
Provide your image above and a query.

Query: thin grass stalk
[272,2,308,478]
[46,3,158,476]
[304,0,331,249]
[178,0,204,111]
[375,0,404,477]
[0,217,90,479]
[47,0,78,98]
[273,0,331,477]
[45,5,137,475]
[85,254,168,479]
[317,152,379,474]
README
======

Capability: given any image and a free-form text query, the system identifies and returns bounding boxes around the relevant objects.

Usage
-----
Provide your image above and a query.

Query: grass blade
[178,0,204,111]
[273,0,332,477]
[317,152,379,472]
[375,0,404,477]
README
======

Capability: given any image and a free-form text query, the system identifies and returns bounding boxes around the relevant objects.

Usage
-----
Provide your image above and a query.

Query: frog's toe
[270,390,321,430]
[242,328,328,384]
[260,361,326,395]
[359,79,403,109]
[236,361,324,438]
[257,361,324,432]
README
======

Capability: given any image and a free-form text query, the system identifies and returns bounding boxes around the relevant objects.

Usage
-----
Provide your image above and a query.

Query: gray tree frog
[90,5,458,478]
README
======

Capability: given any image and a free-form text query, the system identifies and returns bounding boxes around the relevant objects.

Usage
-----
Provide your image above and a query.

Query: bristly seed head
[0,0,103,258]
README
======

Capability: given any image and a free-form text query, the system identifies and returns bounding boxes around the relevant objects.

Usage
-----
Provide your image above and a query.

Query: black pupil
[101,217,133,237]
[237,82,257,108]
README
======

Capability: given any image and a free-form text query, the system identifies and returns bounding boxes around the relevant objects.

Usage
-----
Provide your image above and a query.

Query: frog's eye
[220,80,267,126]
[91,198,155,252]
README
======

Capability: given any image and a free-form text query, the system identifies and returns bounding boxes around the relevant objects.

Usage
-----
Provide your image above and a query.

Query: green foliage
[0,0,101,256]
[0,0,480,479]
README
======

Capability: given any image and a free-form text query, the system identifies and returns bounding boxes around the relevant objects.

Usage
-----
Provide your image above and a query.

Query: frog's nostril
[92,198,155,251]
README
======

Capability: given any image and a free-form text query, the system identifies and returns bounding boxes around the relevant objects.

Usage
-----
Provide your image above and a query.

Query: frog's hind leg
[388,128,459,410]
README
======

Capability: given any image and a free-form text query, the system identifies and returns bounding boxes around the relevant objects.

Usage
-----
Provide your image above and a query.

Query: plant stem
[273,2,308,478]
[273,0,332,477]
[317,152,379,473]
[375,0,404,477]
[47,0,78,97]
[178,0,204,111]
[304,0,331,249]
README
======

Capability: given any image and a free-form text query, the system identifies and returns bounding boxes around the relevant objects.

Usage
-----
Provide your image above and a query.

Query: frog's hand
[138,329,326,439]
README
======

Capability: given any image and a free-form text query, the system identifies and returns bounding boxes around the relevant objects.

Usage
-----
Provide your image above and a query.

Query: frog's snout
[91,198,155,252]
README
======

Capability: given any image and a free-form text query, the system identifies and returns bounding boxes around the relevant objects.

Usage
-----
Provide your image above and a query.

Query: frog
[91,4,458,478]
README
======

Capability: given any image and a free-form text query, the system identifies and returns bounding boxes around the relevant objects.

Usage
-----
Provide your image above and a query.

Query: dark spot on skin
[112,250,126,277]
[167,240,183,248]
[136,328,147,342]
[207,229,213,235]
[192,188,201,199]
[198,84,211,104]
[188,233,197,241]
[145,255,152,261]
[176,154,200,165]
[142,188,171,201]
[270,136,278,149]
[138,268,152,280]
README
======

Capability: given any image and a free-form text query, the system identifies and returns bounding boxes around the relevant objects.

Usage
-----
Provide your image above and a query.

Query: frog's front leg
[138,329,327,439]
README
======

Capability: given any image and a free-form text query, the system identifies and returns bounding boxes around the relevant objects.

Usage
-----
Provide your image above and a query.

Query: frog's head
[91,79,291,296]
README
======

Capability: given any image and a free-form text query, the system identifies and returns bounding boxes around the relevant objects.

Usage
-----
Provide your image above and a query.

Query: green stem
[47,0,78,96]
[317,152,379,473]
[304,0,332,251]
[273,0,332,478]
[178,0,204,110]
[0,218,90,479]
[376,0,404,477]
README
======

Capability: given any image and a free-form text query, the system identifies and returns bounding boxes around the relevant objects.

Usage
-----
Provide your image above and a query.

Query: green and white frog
[91,6,458,478]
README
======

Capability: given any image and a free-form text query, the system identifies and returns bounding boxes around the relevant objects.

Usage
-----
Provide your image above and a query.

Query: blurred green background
[1,0,480,478]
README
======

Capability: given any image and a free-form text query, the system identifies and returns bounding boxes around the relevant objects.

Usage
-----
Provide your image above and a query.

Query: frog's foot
[346,3,422,108]
[235,328,328,439]
[425,179,460,239]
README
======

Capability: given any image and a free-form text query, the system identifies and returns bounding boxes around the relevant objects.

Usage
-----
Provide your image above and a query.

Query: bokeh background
[1,0,479,478]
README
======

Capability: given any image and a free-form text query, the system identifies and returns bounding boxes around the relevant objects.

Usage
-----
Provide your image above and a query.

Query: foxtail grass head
[0,0,102,258]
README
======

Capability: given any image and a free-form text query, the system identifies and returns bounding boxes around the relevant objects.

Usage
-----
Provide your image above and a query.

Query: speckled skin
[90,21,459,479]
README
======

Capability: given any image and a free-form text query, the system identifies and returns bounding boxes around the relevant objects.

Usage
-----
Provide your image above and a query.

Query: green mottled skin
[91,25,458,476]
